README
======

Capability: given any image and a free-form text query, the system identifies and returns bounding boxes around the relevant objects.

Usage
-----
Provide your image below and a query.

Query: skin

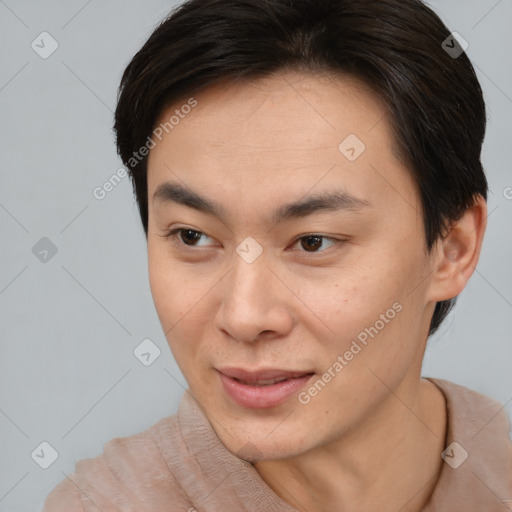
[146,71,487,512]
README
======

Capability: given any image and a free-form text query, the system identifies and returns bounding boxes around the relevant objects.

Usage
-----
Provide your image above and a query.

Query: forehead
[147,71,418,217]
[153,71,391,158]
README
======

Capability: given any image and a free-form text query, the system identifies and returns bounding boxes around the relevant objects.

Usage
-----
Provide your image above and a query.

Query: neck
[254,377,447,512]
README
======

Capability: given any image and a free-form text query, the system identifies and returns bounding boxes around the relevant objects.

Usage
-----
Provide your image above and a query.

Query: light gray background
[0,1,511,510]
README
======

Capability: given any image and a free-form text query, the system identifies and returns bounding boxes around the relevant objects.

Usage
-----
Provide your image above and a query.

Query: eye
[292,234,338,253]
[165,228,215,247]
[163,228,342,254]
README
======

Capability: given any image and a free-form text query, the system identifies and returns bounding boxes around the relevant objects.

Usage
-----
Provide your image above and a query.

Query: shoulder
[429,377,511,436]
[42,414,189,512]
[424,378,512,510]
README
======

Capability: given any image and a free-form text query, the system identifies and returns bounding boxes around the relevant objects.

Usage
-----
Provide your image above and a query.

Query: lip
[217,367,315,409]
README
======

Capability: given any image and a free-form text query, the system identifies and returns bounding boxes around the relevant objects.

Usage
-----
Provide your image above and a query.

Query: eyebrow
[153,182,371,224]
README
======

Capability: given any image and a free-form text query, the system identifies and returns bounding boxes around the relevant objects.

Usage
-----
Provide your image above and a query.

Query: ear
[426,195,487,302]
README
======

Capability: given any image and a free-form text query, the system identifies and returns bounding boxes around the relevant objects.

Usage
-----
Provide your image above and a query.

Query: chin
[212,418,314,462]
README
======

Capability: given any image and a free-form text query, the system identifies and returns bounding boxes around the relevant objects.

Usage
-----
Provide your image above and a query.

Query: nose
[214,253,294,343]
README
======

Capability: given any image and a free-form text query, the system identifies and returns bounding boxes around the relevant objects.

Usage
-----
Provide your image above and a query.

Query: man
[43,0,512,510]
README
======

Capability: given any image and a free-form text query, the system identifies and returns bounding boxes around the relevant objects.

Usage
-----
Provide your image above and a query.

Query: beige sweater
[42,378,512,511]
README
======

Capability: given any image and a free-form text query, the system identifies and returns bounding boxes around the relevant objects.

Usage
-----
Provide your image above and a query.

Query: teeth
[241,377,289,387]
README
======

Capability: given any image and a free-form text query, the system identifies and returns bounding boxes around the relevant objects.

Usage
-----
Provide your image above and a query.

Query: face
[146,71,439,461]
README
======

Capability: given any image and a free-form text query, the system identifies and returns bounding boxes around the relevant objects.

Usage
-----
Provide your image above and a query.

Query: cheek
[148,250,194,341]
[291,266,393,336]
[148,254,175,325]
[293,255,422,371]
[147,248,219,370]
[148,241,197,321]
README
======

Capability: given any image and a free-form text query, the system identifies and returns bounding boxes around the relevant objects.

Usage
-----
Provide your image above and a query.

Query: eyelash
[163,227,344,254]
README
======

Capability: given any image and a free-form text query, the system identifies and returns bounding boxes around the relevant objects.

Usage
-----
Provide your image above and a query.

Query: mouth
[216,367,315,408]
[235,376,290,387]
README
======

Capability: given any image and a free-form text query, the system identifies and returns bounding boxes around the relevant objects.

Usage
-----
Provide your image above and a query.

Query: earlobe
[427,195,487,302]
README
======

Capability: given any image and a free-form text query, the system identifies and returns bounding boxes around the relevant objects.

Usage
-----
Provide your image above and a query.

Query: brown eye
[292,234,339,254]
[165,228,209,246]
[179,229,203,246]
[300,235,324,252]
